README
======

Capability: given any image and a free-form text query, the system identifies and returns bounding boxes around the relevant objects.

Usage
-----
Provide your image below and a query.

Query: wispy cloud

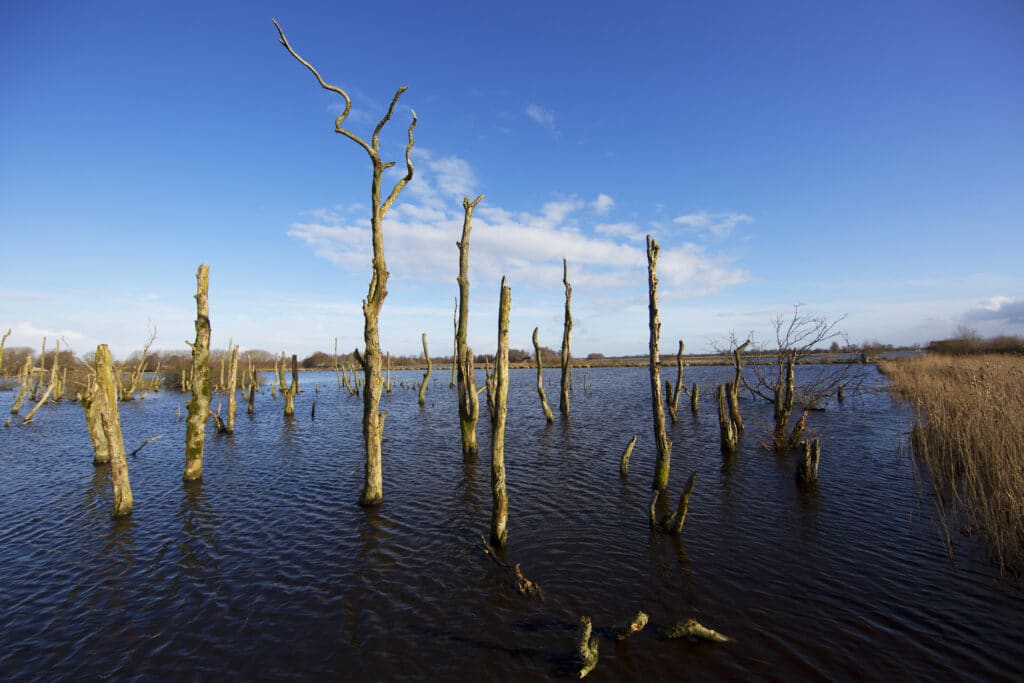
[963,296,1024,324]
[287,155,747,300]
[525,104,557,131]
[673,211,753,238]
[591,193,614,215]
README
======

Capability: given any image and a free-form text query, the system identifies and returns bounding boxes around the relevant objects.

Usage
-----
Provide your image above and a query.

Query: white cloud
[525,104,556,130]
[594,222,644,241]
[673,211,753,238]
[428,156,478,199]
[13,321,84,341]
[964,296,1024,324]
[591,193,614,215]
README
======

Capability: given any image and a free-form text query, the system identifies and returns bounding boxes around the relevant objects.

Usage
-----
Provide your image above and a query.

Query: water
[1,366,1021,680]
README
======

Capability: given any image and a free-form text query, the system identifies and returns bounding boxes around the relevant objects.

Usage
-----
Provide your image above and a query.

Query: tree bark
[620,434,638,476]
[718,383,738,454]
[183,264,211,481]
[9,355,31,415]
[80,379,110,465]
[646,236,672,489]
[691,382,699,413]
[729,340,751,431]
[669,339,684,424]
[283,353,298,417]
[532,327,554,423]
[665,470,698,535]
[797,437,821,483]
[489,277,511,548]
[226,344,239,433]
[456,195,484,458]
[418,332,432,406]
[772,358,796,452]
[95,344,132,516]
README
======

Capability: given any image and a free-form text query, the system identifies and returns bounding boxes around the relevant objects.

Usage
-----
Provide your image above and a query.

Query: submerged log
[796,438,821,483]
[613,611,649,640]
[620,434,638,476]
[664,617,732,642]
[480,535,543,598]
[532,327,555,423]
[646,236,672,490]
[577,616,599,678]
[489,277,511,548]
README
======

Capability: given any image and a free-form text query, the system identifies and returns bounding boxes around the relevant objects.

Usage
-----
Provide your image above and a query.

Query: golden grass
[880,354,1024,575]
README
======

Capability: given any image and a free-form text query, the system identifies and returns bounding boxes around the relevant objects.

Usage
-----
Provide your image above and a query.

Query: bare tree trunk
[691,382,699,413]
[247,356,256,414]
[668,340,684,424]
[796,438,821,483]
[9,355,31,415]
[665,470,698,535]
[456,195,484,458]
[418,332,432,406]
[225,344,239,433]
[95,344,132,516]
[275,19,417,507]
[646,236,672,490]
[80,379,110,465]
[283,353,298,417]
[184,264,211,481]
[532,327,554,423]
[620,434,638,476]
[489,278,511,548]
[772,358,796,452]
[717,384,738,453]
[559,258,572,417]
[729,340,751,431]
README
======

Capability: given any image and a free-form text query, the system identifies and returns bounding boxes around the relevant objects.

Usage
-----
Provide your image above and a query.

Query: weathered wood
[729,340,751,430]
[717,383,738,453]
[226,344,239,433]
[184,264,211,481]
[664,617,732,642]
[796,438,821,483]
[664,470,698,535]
[456,195,484,458]
[669,339,685,423]
[480,535,543,597]
[577,616,599,678]
[9,355,31,415]
[0,328,9,374]
[490,277,511,548]
[532,327,554,423]
[450,297,458,388]
[283,354,298,417]
[334,337,342,389]
[129,434,163,457]
[560,258,572,417]
[691,382,699,413]
[80,379,110,465]
[246,356,256,414]
[418,332,431,406]
[646,236,672,489]
[613,611,649,640]
[620,434,638,476]
[95,344,132,517]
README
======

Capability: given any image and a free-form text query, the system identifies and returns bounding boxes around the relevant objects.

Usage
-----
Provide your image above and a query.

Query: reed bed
[880,354,1024,575]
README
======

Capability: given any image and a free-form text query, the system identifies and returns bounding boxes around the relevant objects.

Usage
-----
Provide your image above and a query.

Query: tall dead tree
[276,20,417,506]
[489,277,511,548]
[729,339,751,431]
[559,258,572,417]
[456,194,485,458]
[95,344,132,516]
[647,236,672,490]
[184,264,211,481]
[226,343,239,433]
[418,332,432,406]
[531,327,554,423]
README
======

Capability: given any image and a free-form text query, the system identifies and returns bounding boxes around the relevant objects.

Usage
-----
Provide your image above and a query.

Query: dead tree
[796,438,821,483]
[0,328,10,374]
[283,354,298,417]
[8,355,31,417]
[80,379,110,465]
[691,382,699,413]
[95,344,132,516]
[118,327,157,401]
[531,327,554,423]
[184,264,211,481]
[663,470,698,535]
[334,337,342,390]
[717,384,738,454]
[226,343,239,433]
[276,20,417,506]
[246,355,257,414]
[620,434,638,476]
[418,332,432,406]
[729,339,751,430]
[646,236,672,489]
[559,258,572,417]
[577,616,600,678]
[456,194,485,458]
[489,278,511,548]
[668,339,685,424]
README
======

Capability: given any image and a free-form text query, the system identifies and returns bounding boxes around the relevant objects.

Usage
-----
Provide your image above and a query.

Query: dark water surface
[2,366,1022,680]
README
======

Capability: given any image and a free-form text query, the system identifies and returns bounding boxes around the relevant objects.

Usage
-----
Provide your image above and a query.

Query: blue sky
[2,0,1022,358]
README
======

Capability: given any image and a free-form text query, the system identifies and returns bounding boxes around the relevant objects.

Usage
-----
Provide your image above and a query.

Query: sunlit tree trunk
[96,344,132,516]
[184,264,211,481]
[418,332,432,406]
[646,236,672,489]
[532,327,554,423]
[489,278,511,548]
[560,258,572,417]
[226,343,239,433]
[456,195,484,458]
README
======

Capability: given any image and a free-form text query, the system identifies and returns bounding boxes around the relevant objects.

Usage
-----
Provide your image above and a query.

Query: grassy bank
[880,354,1024,575]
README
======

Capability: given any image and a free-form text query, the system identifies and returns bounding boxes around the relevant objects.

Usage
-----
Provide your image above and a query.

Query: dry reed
[880,354,1024,575]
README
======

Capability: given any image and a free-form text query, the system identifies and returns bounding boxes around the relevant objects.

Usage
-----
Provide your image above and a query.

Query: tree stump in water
[532,327,554,423]
[646,236,672,490]
[183,264,211,482]
[620,434,638,476]
[796,438,821,483]
[489,278,511,548]
[717,384,738,454]
[560,258,572,417]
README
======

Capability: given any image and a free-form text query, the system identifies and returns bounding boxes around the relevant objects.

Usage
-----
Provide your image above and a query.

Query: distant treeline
[927,333,1024,356]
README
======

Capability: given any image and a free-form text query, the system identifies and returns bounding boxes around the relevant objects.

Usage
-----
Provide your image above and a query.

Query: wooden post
[531,327,554,423]
[95,344,132,516]
[559,258,572,417]
[226,344,239,433]
[418,332,432,406]
[184,264,211,481]
[489,277,511,548]
[456,195,484,458]
[647,236,672,489]
[717,384,738,453]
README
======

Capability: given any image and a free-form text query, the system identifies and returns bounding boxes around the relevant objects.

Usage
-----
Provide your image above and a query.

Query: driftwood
[129,435,163,457]
[664,617,732,642]
[577,616,599,678]
[613,611,649,640]
[480,535,542,598]
[620,434,638,476]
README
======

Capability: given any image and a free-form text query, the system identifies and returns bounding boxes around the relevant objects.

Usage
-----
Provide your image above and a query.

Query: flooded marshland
[2,365,1022,680]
